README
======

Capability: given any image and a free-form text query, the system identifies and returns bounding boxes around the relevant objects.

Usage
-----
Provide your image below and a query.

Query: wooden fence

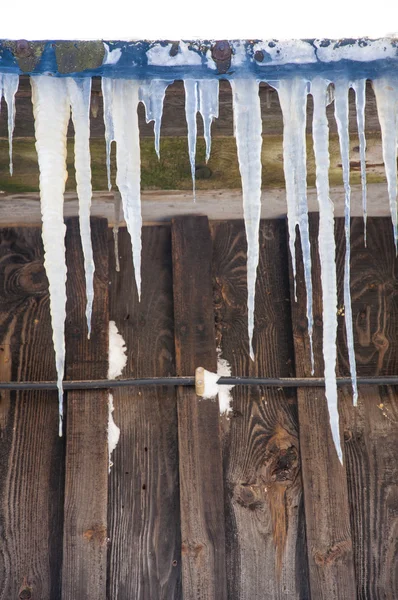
[0,215,396,600]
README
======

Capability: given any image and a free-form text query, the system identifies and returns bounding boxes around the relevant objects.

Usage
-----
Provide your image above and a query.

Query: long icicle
[139,80,170,158]
[184,79,199,200]
[352,79,367,245]
[334,80,358,406]
[66,77,95,338]
[101,77,115,191]
[198,79,219,162]
[278,78,314,372]
[373,77,398,251]
[103,79,142,298]
[2,73,19,175]
[31,75,70,436]
[311,77,342,462]
[231,79,263,360]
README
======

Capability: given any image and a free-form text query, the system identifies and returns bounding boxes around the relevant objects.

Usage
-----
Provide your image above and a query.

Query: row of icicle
[1,72,397,461]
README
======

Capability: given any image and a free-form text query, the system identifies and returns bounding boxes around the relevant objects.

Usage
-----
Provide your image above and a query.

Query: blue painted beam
[0,39,398,80]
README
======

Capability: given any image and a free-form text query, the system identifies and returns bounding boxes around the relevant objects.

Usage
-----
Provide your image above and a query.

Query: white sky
[1,0,398,40]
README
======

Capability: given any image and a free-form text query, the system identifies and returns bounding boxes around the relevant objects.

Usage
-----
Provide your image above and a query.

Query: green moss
[55,41,105,74]
[0,133,387,194]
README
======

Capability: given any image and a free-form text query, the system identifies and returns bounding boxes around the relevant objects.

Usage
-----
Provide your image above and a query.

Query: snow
[0,73,19,175]
[231,79,263,360]
[107,321,127,470]
[199,349,235,415]
[311,77,341,462]
[31,75,70,436]
[334,80,358,405]
[102,78,142,298]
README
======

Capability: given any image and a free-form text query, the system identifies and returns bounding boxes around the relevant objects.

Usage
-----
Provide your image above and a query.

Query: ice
[0,73,19,175]
[352,79,367,245]
[198,79,219,162]
[139,80,170,158]
[334,80,358,406]
[66,77,95,337]
[277,78,314,372]
[183,79,219,198]
[31,75,70,436]
[373,77,398,251]
[102,78,142,298]
[231,79,263,360]
[101,77,115,191]
[184,79,199,199]
[311,77,341,462]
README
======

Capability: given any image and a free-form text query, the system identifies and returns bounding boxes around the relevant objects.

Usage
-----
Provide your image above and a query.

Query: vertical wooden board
[107,226,181,600]
[62,217,109,600]
[171,216,227,600]
[290,214,356,599]
[335,217,398,599]
[0,227,64,600]
[211,220,310,600]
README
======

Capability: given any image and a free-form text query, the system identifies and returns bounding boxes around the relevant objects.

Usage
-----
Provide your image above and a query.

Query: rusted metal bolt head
[169,42,179,57]
[16,40,31,58]
[254,50,264,62]
[211,40,231,62]
[19,590,32,600]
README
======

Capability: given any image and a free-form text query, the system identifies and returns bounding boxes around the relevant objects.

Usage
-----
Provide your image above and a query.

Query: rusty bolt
[254,50,264,62]
[169,42,179,57]
[19,590,32,600]
[15,40,31,58]
[211,40,231,62]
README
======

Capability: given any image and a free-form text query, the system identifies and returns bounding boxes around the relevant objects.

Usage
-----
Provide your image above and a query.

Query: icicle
[184,79,198,200]
[31,75,70,436]
[113,191,121,272]
[66,78,95,338]
[103,79,142,298]
[0,73,19,175]
[101,77,115,191]
[352,79,367,245]
[277,78,314,373]
[334,80,358,406]
[198,79,219,162]
[311,77,342,462]
[373,77,398,251]
[139,80,170,158]
[231,79,262,360]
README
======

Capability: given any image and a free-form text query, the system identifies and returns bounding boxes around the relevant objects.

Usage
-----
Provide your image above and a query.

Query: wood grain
[211,220,310,600]
[335,217,398,599]
[62,217,109,600]
[171,216,227,600]
[0,227,64,600]
[107,226,182,600]
[290,214,357,599]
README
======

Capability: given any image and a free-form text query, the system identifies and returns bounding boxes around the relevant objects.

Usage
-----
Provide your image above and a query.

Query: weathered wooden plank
[0,184,394,227]
[107,226,182,600]
[335,217,398,599]
[62,217,109,600]
[171,216,227,600]
[211,220,310,600]
[0,227,64,600]
[290,214,356,599]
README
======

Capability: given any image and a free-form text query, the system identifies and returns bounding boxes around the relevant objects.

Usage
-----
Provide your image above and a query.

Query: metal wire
[0,375,397,391]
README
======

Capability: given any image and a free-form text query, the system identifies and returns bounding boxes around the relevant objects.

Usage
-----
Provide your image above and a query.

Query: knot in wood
[19,589,32,600]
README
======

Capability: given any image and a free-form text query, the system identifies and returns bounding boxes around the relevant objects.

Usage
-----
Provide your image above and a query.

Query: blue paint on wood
[0,39,398,81]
